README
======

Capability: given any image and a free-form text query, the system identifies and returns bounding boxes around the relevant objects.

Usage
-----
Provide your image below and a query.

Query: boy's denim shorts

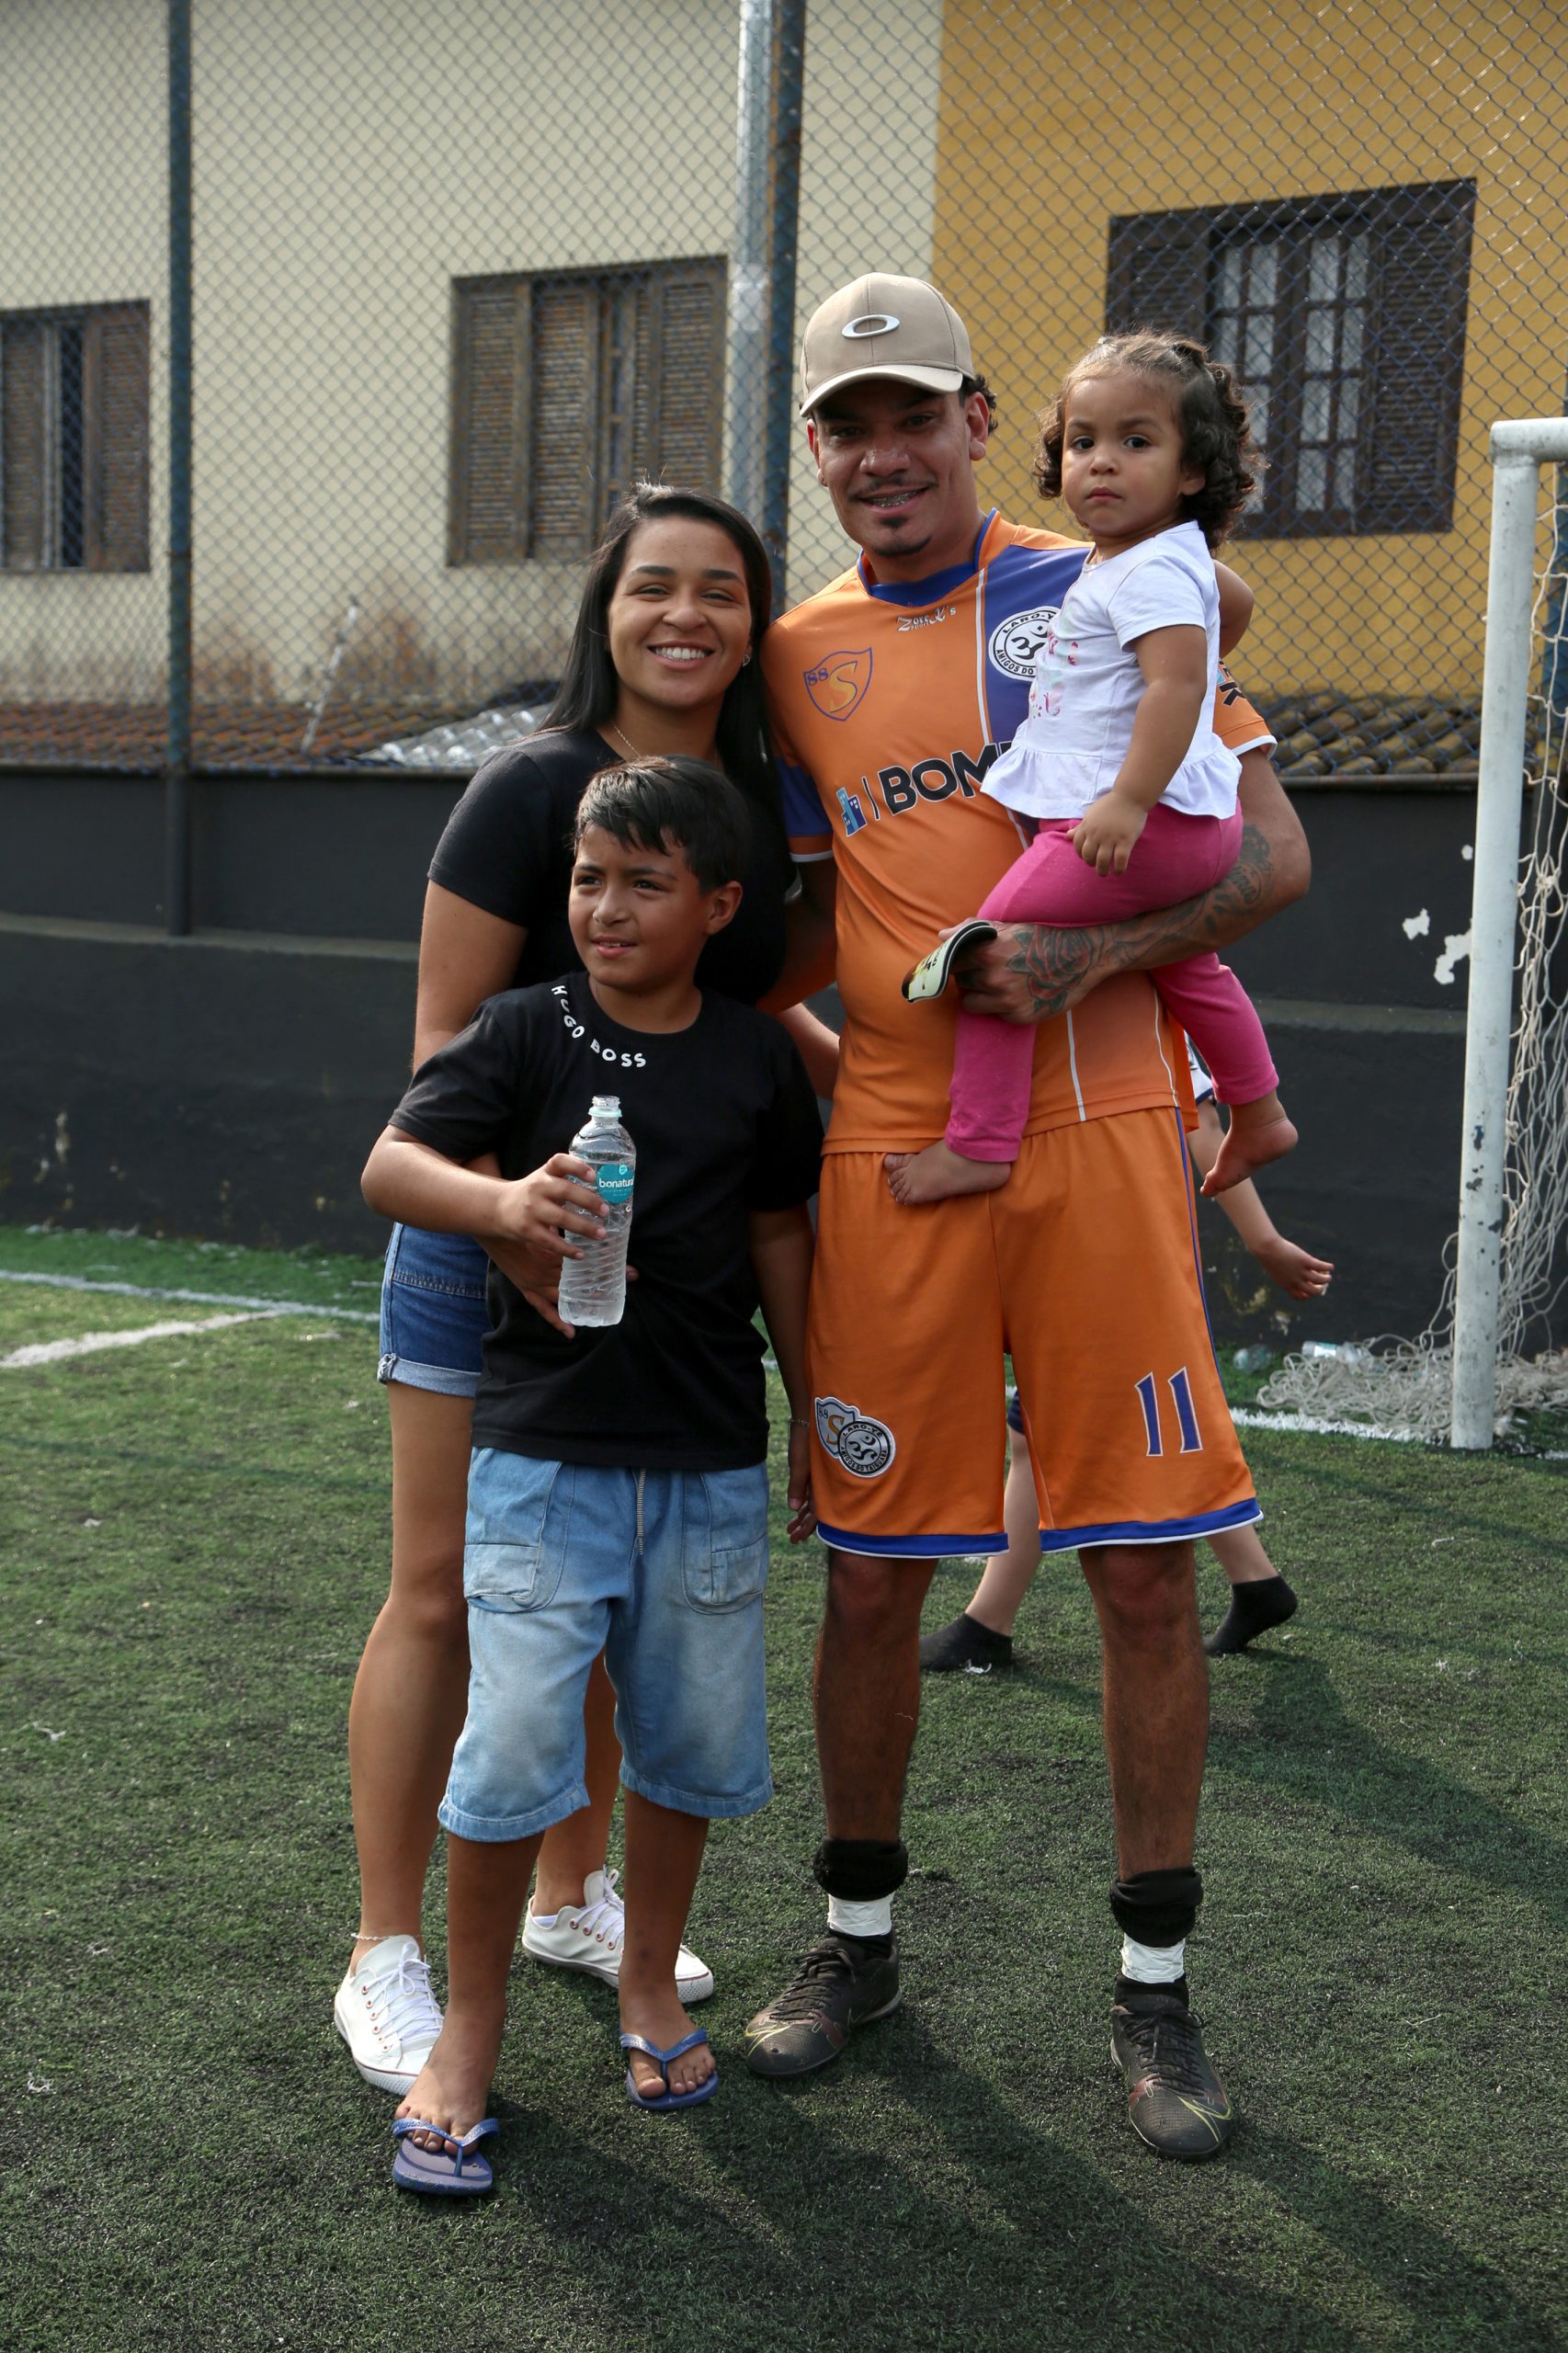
[376,1223,490,1397]
[439,1449,773,1840]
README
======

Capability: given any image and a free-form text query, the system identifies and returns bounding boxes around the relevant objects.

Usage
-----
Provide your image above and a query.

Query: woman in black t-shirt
[335,487,837,2092]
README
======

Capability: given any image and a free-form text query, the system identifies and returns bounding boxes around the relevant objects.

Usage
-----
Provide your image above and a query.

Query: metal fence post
[761,0,807,578]
[727,0,772,526]
[165,0,194,937]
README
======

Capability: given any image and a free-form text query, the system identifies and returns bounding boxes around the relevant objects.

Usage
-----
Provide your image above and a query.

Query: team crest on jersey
[804,649,872,722]
[988,606,1060,680]
[814,1394,896,1479]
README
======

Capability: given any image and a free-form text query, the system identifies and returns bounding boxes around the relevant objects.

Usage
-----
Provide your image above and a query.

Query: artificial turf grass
[0,1218,385,1313]
[3,1248,1566,2349]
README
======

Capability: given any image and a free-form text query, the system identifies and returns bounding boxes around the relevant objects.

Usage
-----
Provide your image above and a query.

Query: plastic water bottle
[556,1096,636,1328]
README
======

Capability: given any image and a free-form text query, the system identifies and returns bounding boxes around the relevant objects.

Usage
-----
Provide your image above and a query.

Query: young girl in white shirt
[887,332,1294,1207]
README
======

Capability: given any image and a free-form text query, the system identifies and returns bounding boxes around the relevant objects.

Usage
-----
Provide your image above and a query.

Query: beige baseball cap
[799,274,973,415]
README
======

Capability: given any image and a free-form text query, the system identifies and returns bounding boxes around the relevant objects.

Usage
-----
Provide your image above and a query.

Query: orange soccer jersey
[763,507,1269,1557]
[764,509,1273,1156]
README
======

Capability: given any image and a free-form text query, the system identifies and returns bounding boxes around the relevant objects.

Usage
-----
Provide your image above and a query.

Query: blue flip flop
[620,2027,719,2112]
[392,2115,499,2195]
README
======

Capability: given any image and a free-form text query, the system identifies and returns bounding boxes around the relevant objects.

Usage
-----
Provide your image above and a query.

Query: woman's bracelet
[788,1415,810,1429]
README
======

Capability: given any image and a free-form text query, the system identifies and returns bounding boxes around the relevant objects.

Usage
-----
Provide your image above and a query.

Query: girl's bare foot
[1252,1233,1334,1299]
[885,1143,1011,1206]
[619,1980,716,2102]
[394,2017,500,2154]
[1201,1108,1297,1197]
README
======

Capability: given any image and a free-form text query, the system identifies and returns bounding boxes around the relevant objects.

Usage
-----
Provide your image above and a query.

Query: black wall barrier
[0,768,1516,1348]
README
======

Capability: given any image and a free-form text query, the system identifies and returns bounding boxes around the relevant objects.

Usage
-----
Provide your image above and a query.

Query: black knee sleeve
[1108,1866,1203,1947]
[812,1838,909,1902]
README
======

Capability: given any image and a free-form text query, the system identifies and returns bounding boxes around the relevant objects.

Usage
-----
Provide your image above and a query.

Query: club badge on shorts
[814,1394,896,1479]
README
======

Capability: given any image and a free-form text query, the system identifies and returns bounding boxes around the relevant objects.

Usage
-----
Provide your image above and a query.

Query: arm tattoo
[1007,819,1278,1022]
[1000,920,1107,1022]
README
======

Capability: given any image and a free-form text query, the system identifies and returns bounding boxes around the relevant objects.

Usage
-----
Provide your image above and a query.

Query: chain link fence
[1,0,1563,779]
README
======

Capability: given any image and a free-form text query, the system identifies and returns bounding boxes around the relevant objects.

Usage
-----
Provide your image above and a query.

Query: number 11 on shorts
[1135,1369,1203,1457]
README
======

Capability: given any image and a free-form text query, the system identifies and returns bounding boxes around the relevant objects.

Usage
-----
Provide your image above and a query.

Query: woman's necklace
[606,716,718,767]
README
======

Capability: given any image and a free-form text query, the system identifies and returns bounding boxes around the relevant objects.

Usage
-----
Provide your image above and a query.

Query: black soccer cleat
[744,1936,902,2078]
[918,1612,1015,1675]
[1110,1988,1236,2160]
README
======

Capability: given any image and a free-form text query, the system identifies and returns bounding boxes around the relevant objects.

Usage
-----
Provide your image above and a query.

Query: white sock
[1120,1934,1186,1984]
[828,1893,892,1939]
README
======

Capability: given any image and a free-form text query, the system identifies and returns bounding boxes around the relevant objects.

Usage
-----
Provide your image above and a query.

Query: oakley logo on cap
[843,312,899,338]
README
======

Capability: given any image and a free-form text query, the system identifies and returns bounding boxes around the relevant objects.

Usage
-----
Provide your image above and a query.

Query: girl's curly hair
[1032,332,1261,547]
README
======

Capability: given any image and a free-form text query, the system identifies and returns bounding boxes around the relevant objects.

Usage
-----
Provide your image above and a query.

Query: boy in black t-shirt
[362,759,821,2192]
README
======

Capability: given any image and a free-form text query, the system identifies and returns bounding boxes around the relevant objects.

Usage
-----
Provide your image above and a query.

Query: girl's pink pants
[947,805,1278,1161]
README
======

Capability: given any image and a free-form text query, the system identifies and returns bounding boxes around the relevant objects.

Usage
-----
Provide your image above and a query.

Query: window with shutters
[449,259,726,564]
[1,302,151,573]
[1105,183,1475,537]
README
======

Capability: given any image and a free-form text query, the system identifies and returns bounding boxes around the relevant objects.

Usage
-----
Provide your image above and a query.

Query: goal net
[1261,420,1568,1446]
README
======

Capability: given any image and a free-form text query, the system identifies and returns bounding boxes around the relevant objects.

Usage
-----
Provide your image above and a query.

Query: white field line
[1230,1405,1427,1446]
[3,1272,1557,1453]
[0,1268,377,1323]
[1232,1404,1568,1459]
[1,1310,281,1368]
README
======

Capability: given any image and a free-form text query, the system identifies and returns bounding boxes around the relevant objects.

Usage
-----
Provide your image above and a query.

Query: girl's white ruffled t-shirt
[982,519,1241,823]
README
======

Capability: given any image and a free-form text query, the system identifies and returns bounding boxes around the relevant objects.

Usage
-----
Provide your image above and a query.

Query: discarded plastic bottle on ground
[556,1095,636,1329]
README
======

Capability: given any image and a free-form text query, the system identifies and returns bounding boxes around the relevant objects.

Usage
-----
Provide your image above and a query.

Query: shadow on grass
[471,2003,1556,2353]
[1016,1637,1567,1934]
[1231,2120,1562,2349]
[497,2019,1360,2353]
[1221,1654,1568,1930]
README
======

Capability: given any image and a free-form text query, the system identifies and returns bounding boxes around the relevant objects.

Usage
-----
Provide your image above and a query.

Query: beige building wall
[0,0,167,701]
[0,0,941,714]
[929,0,1567,702]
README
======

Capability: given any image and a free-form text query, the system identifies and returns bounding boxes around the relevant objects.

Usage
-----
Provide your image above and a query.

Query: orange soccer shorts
[807,1106,1258,1556]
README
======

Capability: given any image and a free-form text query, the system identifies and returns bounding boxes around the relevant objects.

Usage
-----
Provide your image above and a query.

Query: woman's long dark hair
[544,483,788,863]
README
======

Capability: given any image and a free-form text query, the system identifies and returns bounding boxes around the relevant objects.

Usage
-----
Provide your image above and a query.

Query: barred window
[1106,182,1475,536]
[1,302,151,573]
[449,259,727,564]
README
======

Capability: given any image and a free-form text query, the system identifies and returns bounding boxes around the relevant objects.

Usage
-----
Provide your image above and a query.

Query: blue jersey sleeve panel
[781,755,832,859]
[976,537,1091,747]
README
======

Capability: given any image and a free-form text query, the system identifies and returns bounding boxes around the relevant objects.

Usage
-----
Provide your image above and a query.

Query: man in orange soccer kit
[743,278,1310,2159]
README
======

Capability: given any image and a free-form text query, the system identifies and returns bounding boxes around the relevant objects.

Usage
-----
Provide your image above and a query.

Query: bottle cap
[591,1095,621,1120]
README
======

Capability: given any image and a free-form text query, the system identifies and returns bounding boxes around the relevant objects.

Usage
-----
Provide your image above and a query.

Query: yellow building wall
[928,0,1568,703]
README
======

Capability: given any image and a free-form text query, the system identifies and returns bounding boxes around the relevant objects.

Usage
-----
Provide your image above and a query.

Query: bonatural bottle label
[596,1161,634,1205]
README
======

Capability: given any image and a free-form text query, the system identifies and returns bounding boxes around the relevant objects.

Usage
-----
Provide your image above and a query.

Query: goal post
[1449,417,1568,1448]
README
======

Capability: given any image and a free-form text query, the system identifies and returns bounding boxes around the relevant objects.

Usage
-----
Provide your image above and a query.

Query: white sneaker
[521,1868,716,2004]
[333,1933,444,2095]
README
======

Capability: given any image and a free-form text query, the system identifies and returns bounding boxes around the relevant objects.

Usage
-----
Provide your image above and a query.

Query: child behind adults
[360,759,822,2191]
[921,1051,1334,1674]
[888,331,1294,1208]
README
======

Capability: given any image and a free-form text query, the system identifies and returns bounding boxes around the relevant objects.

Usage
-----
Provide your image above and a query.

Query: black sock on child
[1204,1574,1298,1656]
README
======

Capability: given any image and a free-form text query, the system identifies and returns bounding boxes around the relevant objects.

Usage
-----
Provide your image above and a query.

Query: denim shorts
[438,1449,773,1840]
[376,1222,490,1397]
